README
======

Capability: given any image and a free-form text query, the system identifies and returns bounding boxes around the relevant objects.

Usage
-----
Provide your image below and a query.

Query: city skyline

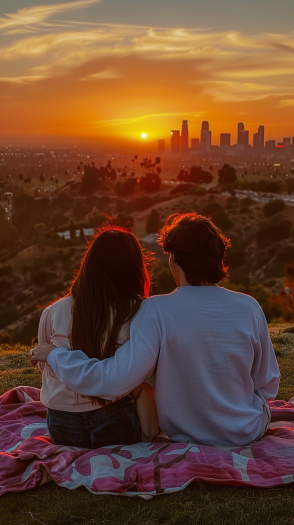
[1,0,294,146]
[162,119,294,153]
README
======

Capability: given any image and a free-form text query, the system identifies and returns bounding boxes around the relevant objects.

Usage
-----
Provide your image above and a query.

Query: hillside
[0,176,293,344]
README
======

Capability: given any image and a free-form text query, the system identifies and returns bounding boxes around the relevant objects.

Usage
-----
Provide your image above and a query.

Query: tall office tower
[220,133,231,147]
[158,139,165,153]
[253,133,259,149]
[258,125,264,149]
[201,121,211,152]
[201,121,209,143]
[191,138,200,150]
[181,120,189,151]
[237,122,249,147]
[170,130,181,152]
[237,122,245,144]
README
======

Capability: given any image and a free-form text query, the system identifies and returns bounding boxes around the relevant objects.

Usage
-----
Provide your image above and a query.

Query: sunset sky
[1,0,294,148]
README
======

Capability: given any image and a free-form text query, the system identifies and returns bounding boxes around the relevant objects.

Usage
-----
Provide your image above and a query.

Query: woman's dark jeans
[47,395,140,449]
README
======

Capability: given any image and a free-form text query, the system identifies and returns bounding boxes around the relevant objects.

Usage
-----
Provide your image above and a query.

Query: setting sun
[141,133,147,139]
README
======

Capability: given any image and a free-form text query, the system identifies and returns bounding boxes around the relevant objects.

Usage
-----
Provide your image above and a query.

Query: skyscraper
[258,125,264,149]
[254,126,265,150]
[220,133,231,147]
[170,130,181,153]
[253,133,259,149]
[237,122,249,147]
[181,120,189,151]
[201,121,211,152]
[237,122,245,144]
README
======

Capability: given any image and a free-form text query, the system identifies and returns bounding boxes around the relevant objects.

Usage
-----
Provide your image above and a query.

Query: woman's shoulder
[49,295,73,315]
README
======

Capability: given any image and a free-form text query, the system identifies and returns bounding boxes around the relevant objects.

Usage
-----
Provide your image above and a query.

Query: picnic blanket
[2,387,294,497]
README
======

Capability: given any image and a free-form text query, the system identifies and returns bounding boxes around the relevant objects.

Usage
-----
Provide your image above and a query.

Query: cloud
[94,112,204,128]
[0,0,101,31]
[280,99,294,107]
[202,80,294,102]
[2,19,294,105]
[80,69,121,80]
[0,74,45,83]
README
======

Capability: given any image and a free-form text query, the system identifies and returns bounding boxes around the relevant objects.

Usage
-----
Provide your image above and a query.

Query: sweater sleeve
[47,331,157,399]
[47,302,161,398]
[37,307,52,374]
[251,308,280,402]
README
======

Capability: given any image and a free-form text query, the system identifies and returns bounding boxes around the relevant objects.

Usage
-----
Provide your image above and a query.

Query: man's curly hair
[158,213,231,286]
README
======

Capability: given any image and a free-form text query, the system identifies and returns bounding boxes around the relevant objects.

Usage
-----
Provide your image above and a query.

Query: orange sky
[1,1,294,148]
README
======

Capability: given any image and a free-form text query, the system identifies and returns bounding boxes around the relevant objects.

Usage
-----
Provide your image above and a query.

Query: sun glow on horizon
[141,132,147,139]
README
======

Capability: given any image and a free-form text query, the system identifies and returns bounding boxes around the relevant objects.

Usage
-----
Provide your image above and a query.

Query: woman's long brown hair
[68,223,152,405]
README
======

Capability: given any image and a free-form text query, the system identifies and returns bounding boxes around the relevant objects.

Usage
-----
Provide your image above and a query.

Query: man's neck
[178,270,216,287]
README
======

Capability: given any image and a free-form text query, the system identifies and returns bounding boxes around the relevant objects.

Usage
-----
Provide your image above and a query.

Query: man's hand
[29,343,56,364]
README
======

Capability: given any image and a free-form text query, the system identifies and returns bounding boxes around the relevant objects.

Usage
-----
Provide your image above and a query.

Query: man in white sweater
[32,213,280,447]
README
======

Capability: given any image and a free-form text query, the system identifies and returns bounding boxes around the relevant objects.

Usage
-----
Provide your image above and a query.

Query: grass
[1,324,294,525]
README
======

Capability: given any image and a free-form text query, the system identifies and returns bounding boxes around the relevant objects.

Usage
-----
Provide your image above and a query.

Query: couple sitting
[31,213,280,449]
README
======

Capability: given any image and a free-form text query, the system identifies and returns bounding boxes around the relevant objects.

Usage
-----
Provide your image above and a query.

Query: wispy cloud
[94,112,205,127]
[1,9,294,106]
[80,69,121,80]
[203,80,289,102]
[0,74,46,83]
[0,0,101,31]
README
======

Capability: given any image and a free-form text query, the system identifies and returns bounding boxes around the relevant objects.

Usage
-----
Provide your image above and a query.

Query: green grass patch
[1,326,294,524]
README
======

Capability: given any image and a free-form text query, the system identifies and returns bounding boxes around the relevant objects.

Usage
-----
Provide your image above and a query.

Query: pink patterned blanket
[2,386,294,497]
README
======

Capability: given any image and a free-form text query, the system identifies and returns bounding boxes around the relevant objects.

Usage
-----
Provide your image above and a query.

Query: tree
[189,166,213,184]
[80,164,105,195]
[146,209,160,234]
[257,220,292,244]
[263,199,286,217]
[177,166,213,185]
[152,264,175,295]
[140,173,161,192]
[218,164,237,186]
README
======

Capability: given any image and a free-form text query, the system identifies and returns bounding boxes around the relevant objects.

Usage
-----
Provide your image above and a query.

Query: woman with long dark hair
[37,223,158,448]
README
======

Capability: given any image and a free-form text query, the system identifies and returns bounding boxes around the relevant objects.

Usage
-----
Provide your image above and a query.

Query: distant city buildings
[200,121,212,152]
[170,130,181,152]
[265,140,276,153]
[237,122,249,148]
[220,133,231,147]
[253,125,265,151]
[191,138,200,151]
[158,139,165,153]
[165,118,292,156]
[181,120,189,151]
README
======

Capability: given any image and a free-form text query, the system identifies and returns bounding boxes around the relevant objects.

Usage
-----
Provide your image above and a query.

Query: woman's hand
[29,343,56,364]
